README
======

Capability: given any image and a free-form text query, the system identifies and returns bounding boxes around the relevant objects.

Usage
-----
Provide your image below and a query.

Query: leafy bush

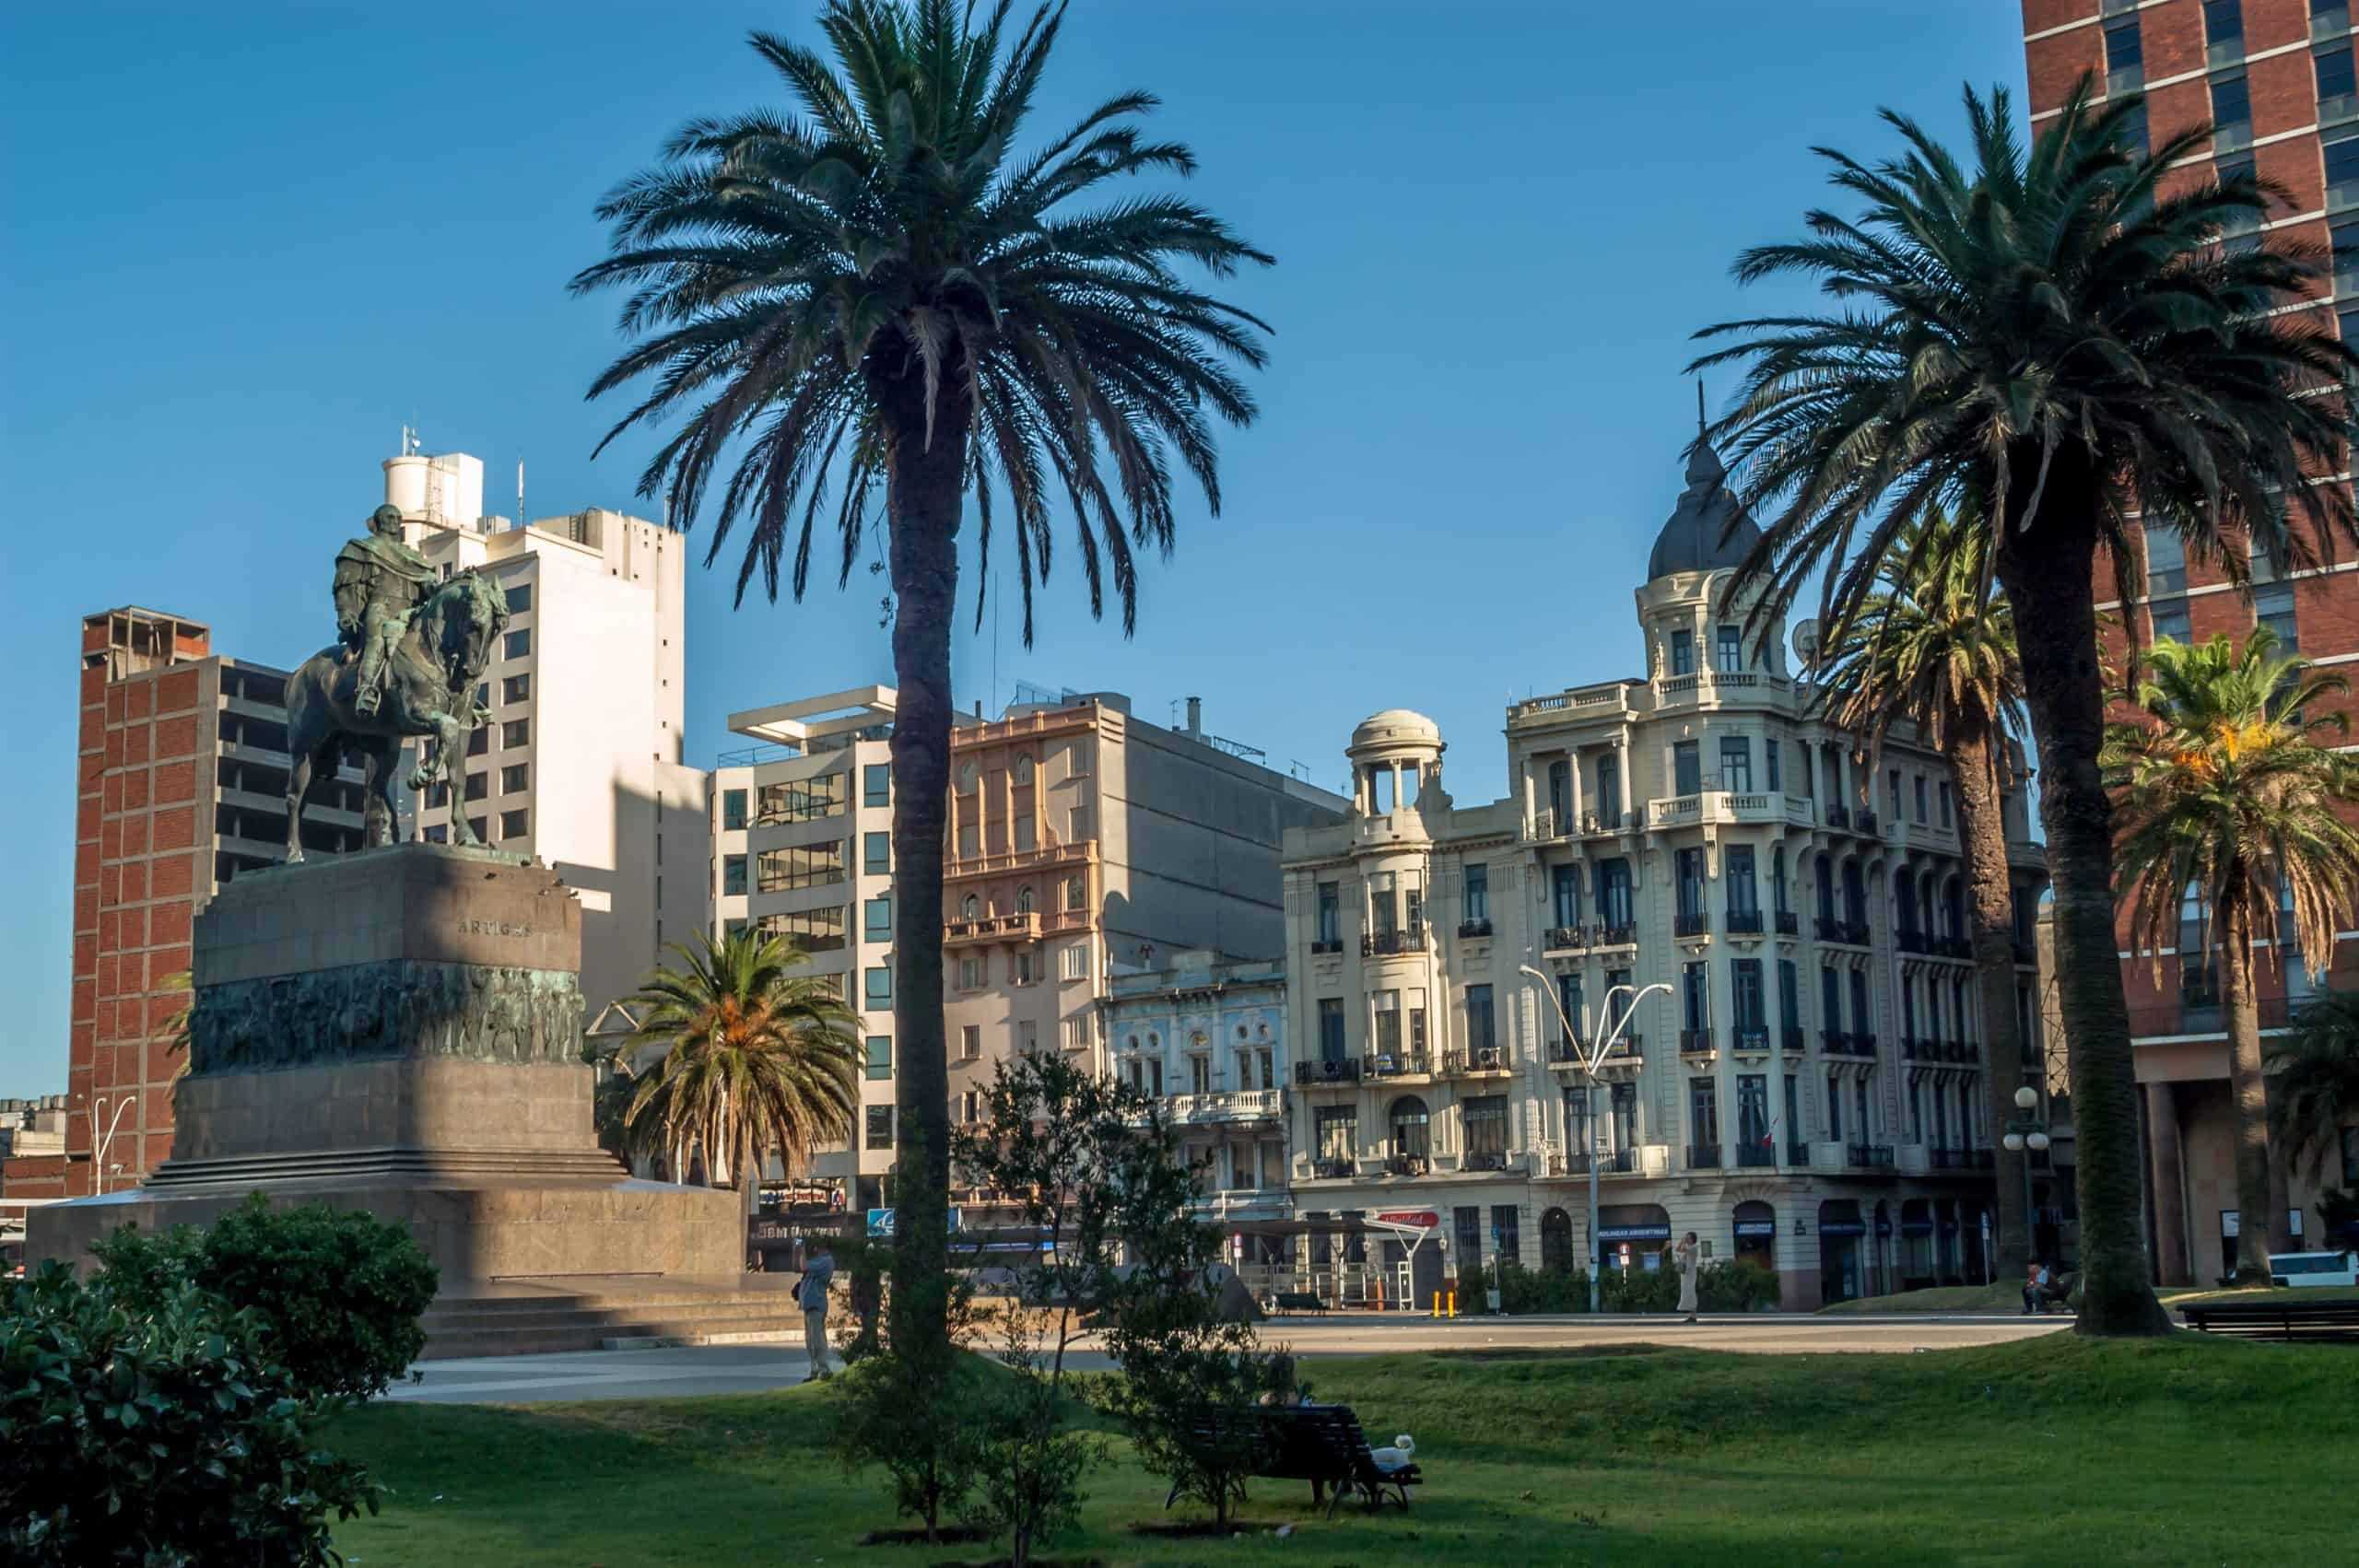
[963,1331,1099,1565]
[95,1194,439,1401]
[1602,1263,1681,1313]
[1454,1260,1488,1308]
[0,1262,380,1566]
[1699,1258,1781,1312]
[830,1278,985,1542]
[1497,1260,1592,1314]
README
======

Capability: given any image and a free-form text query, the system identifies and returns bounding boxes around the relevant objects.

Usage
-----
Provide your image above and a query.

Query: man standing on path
[798,1239,837,1380]
[1667,1232,1700,1323]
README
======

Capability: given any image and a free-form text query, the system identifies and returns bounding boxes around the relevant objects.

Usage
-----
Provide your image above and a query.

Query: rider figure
[334,504,436,717]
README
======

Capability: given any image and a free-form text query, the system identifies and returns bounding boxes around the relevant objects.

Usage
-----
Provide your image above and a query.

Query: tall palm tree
[571,0,1270,1362]
[1692,78,2359,1335]
[1813,508,2036,1274]
[2106,629,2359,1280]
[625,930,863,1207]
[2267,990,2359,1193]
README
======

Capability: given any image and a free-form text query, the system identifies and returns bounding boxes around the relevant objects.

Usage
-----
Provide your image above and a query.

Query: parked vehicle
[2267,1250,2359,1289]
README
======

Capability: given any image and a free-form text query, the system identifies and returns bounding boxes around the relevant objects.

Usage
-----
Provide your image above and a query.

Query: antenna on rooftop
[517,458,525,530]
[1696,378,1707,438]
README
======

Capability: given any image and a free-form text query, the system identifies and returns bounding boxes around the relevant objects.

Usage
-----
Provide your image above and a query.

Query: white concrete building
[388,446,710,1013]
[1280,434,2048,1309]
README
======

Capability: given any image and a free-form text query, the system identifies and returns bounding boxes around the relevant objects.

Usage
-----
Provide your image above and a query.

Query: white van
[2267,1249,2359,1288]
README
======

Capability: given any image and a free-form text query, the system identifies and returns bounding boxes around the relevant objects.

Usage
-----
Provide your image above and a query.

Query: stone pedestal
[31,844,738,1281]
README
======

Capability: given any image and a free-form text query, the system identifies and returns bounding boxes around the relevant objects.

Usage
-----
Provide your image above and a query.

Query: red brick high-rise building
[0,608,364,1201]
[2022,0,2359,1282]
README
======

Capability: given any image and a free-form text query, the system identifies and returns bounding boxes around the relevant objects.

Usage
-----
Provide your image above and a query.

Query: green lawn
[328,1334,2356,1566]
[2160,1281,2359,1307]
[1816,1281,2022,1315]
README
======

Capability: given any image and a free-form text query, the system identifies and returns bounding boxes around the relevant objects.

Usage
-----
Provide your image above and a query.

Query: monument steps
[417,1279,806,1357]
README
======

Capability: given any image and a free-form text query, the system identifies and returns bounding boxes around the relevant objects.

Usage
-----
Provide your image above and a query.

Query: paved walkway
[386,1311,2066,1405]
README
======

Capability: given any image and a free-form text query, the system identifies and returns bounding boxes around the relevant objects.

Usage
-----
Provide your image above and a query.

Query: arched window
[1125,1035,1140,1052]
[1064,874,1086,912]
[1389,1095,1430,1160]
[1540,1208,1575,1273]
[1015,883,1035,914]
[1013,752,1035,783]
[961,894,980,919]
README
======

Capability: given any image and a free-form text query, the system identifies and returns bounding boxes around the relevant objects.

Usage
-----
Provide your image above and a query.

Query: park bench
[1271,1291,1329,1316]
[2181,1299,2359,1342]
[1167,1403,1424,1519]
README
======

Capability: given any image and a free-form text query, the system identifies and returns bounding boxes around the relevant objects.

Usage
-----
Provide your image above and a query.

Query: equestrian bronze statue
[283,504,509,859]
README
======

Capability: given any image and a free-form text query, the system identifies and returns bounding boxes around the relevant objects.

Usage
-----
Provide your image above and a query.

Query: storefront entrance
[1732,1200,1776,1271]
[1817,1199,1866,1304]
[1598,1203,1672,1276]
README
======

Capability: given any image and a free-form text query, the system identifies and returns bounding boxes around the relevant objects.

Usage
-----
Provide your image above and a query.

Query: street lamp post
[1520,965,1670,1316]
[91,1095,135,1197]
[1999,1084,2051,1273]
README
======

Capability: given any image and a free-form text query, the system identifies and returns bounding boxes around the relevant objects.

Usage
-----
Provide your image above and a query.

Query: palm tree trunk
[2218,891,2277,1281]
[1950,725,2033,1279]
[1993,486,2172,1337]
[876,352,972,1368]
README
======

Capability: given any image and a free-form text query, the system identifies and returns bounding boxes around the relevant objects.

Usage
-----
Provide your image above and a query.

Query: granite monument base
[30,843,740,1283]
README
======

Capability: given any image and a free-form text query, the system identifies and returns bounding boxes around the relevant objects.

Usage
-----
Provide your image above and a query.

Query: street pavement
[386,1311,2066,1405]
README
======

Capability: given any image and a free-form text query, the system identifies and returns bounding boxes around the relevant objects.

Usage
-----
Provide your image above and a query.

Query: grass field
[327,1333,2357,1566]
[1821,1279,2359,1314]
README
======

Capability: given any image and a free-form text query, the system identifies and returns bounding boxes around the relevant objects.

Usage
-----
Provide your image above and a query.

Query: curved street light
[1520,965,1672,1314]
[91,1094,136,1196]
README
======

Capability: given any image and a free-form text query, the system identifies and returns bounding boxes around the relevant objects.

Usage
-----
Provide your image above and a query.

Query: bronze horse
[282,569,509,860]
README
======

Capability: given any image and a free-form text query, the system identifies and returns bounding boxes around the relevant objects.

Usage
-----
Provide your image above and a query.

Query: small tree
[962,1307,1099,1567]
[829,1270,986,1543]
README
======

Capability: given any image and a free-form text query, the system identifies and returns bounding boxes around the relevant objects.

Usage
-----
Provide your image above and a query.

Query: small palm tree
[572,0,1269,1361]
[2106,629,2359,1280]
[625,930,863,1207]
[1693,78,2359,1335]
[2267,990,2359,1188]
[1813,508,2036,1272]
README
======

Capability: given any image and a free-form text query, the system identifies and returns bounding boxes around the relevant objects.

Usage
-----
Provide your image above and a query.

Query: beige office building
[1280,436,2049,1309]
[709,686,1345,1214]
[388,446,710,1014]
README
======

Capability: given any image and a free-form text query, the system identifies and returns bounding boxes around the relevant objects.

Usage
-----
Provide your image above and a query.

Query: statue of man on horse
[282,504,510,860]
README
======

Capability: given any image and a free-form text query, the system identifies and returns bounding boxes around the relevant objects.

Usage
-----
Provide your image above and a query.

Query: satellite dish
[1792,618,1822,669]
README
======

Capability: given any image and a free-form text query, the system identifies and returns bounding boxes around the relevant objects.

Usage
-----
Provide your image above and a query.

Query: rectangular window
[1785,1072,1802,1153]
[1552,862,1580,929]
[863,831,889,874]
[1673,740,1701,796]
[1828,1070,1844,1141]
[1556,972,1584,1044]
[1690,1079,1720,1151]
[2323,45,2359,117]
[464,771,487,802]
[962,1024,981,1060]
[1732,958,1766,1032]
[2254,583,2298,650]
[864,966,891,1005]
[1676,848,1708,919]
[1316,882,1341,945]
[722,789,747,832]
[1670,627,1695,676]
[499,808,527,840]
[1719,736,1753,791]
[1738,1072,1770,1150]
[1318,1106,1358,1162]
[1014,950,1038,986]
[501,762,528,794]
[2104,14,2142,88]
[1595,859,1633,929]
[1015,815,1036,851]
[502,718,529,749]
[1063,1015,1091,1051]
[1464,984,1496,1052]
[1564,1085,1592,1155]
[864,1036,892,1081]
[752,906,848,954]
[864,896,891,939]
[1319,998,1347,1063]
[757,772,848,825]
[1464,1097,1508,1156]
[864,1105,894,1150]
[424,823,448,844]
[1913,775,1928,824]
[504,628,532,661]
[1849,970,1872,1040]
[464,724,489,759]
[504,583,533,613]
[2204,0,2244,59]
[2211,72,2251,150]
[1822,965,1843,1034]
[1546,758,1572,826]
[1886,768,1903,820]
[1595,755,1621,826]
[1682,961,1710,1034]
[1062,943,1088,981]
[863,764,890,807]
[1771,846,1789,913]
[723,854,747,896]
[1022,1020,1042,1057]
[1778,959,1801,1029]
[1715,624,1743,673]
[1726,846,1758,918]
[2152,597,2191,645]
[1765,737,1781,793]
[1938,781,1954,828]
[1490,1201,1520,1262]
[1464,862,1489,924]
[756,840,848,891]
[958,955,984,990]
[502,673,530,705]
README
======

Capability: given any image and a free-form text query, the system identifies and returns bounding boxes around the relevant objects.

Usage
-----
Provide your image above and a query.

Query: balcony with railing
[1674,911,1711,939]
[1679,1028,1716,1057]
[1823,1031,1879,1059]
[1593,923,1637,948]
[1846,1143,1896,1169]
[1309,1157,1356,1180]
[1825,803,1850,828]
[1780,1025,1807,1052]
[1458,918,1494,941]
[1730,1026,1771,1053]
[1547,1151,1590,1176]
[1896,929,1930,956]
[1462,1149,1513,1173]
[1361,926,1426,958]
[1309,937,1345,955]
[1542,924,1587,953]
[1854,809,1880,836]
[1361,1051,1432,1081]
[1439,1046,1514,1077]
[1687,1143,1724,1169]
[1166,1089,1282,1125]
[1725,909,1764,935]
[1384,1153,1430,1177]
[1775,910,1800,935]
[945,910,1041,945]
[1294,1058,1362,1086]
[1786,1141,1812,1166]
[1735,1140,1776,1168]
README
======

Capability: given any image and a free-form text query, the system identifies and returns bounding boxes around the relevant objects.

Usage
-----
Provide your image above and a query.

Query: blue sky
[0,2,2028,1091]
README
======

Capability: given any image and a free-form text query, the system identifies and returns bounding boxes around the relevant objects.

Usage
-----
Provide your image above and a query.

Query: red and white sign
[1374,1211,1439,1229]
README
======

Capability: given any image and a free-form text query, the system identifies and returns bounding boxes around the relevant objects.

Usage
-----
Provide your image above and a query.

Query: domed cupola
[1646,414,1762,582]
